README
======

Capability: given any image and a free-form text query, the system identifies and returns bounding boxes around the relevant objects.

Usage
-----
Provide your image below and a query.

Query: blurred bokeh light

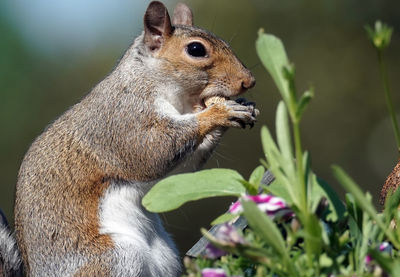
[1,0,400,256]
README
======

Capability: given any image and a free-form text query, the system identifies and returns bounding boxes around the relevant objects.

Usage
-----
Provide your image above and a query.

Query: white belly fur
[98,181,181,276]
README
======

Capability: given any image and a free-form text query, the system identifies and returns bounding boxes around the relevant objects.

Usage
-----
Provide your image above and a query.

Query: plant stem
[378,50,400,154]
[293,121,307,212]
[293,119,316,268]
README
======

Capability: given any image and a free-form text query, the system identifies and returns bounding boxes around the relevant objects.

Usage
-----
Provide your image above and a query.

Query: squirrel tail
[0,209,23,277]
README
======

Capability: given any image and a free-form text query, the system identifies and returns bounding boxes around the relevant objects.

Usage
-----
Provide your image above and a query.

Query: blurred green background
[1,0,400,256]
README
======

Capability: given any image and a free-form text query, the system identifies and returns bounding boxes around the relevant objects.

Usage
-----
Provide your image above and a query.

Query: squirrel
[1,1,258,276]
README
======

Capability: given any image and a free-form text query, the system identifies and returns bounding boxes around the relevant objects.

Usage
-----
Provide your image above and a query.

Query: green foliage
[247,166,265,195]
[142,169,245,212]
[211,213,238,226]
[143,20,400,277]
[255,30,290,109]
[242,200,288,263]
[333,165,400,249]
[366,21,393,51]
[366,21,400,153]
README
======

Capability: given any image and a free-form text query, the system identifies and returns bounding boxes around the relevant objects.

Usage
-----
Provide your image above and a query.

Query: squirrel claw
[235,98,256,108]
[252,108,260,117]
[235,98,247,105]
[244,101,256,108]
[237,120,246,129]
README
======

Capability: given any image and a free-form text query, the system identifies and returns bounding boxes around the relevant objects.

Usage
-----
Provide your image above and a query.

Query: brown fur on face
[156,26,255,101]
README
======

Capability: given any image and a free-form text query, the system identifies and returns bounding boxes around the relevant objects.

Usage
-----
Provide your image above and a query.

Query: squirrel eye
[186,42,207,57]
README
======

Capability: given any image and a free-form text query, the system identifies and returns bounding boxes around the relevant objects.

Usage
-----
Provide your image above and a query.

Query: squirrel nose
[241,74,256,90]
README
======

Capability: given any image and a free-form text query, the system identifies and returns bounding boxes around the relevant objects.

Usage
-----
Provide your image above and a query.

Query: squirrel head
[142,1,255,106]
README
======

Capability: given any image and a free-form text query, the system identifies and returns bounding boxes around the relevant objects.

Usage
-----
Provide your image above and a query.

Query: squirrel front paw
[221,99,258,129]
[196,98,259,136]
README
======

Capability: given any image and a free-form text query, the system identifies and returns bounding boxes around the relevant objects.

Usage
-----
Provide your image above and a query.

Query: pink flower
[365,242,392,266]
[201,268,227,277]
[229,194,293,221]
[365,255,372,264]
[204,224,245,259]
[215,224,246,244]
[204,244,226,259]
[379,242,392,254]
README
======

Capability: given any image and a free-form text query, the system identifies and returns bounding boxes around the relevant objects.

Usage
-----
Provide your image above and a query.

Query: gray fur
[0,223,22,276]
[15,32,205,276]
[12,2,256,276]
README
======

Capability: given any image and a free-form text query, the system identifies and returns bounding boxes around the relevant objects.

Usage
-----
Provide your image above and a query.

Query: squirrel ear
[172,3,193,26]
[144,1,173,51]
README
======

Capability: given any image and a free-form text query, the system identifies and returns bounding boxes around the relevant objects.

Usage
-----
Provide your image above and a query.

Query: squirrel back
[13,1,257,276]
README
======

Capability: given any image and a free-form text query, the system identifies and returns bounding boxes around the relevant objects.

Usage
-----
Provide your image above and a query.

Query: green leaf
[311,175,346,221]
[332,165,400,249]
[264,180,293,205]
[256,30,290,103]
[241,164,266,196]
[302,213,322,260]
[240,179,258,195]
[346,193,363,239]
[242,200,298,276]
[142,169,245,212]
[319,253,333,268]
[384,186,400,225]
[282,64,297,107]
[242,200,287,258]
[200,228,276,267]
[249,165,265,189]
[296,89,314,121]
[276,101,295,177]
[261,126,283,166]
[261,126,297,206]
[308,175,324,214]
[211,213,238,226]
[259,158,270,169]
[369,249,400,275]
[383,186,400,243]
[357,213,373,273]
